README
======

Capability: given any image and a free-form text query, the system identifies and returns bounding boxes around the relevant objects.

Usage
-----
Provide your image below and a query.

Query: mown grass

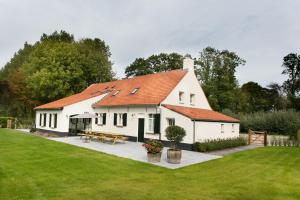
[0,128,299,200]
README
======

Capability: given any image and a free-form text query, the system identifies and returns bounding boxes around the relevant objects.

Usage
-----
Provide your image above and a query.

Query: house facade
[35,58,239,150]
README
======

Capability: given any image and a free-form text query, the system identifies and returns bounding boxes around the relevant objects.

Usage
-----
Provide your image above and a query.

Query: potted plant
[142,139,163,163]
[165,125,186,164]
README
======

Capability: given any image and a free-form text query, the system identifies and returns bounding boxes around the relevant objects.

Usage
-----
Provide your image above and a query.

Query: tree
[0,30,114,118]
[195,47,246,111]
[282,53,300,110]
[125,53,183,77]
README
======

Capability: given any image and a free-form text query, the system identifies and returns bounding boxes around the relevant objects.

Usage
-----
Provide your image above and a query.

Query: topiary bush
[193,137,247,152]
[165,125,186,150]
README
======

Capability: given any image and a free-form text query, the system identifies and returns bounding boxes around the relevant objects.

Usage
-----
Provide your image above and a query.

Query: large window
[232,124,235,133]
[49,114,52,127]
[43,113,47,127]
[113,113,127,127]
[148,114,161,133]
[39,113,42,126]
[96,113,106,125]
[53,114,57,128]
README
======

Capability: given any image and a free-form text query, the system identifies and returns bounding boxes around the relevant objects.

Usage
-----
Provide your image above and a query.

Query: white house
[35,58,239,150]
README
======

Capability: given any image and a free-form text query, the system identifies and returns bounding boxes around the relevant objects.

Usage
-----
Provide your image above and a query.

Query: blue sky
[1,0,300,86]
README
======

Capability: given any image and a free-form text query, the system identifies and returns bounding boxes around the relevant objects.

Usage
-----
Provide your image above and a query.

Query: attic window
[105,86,109,89]
[111,85,116,89]
[130,88,139,95]
[112,90,120,96]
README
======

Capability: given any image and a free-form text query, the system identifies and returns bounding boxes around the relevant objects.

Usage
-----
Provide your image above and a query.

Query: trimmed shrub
[193,137,247,152]
[165,125,186,150]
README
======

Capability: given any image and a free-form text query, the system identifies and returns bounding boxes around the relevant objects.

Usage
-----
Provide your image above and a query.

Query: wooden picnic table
[81,131,128,144]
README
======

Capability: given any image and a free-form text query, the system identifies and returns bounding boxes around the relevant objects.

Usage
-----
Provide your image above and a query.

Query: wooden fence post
[248,129,252,145]
[264,131,267,146]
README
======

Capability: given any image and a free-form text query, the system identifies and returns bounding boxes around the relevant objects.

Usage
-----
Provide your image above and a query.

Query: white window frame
[112,90,120,96]
[167,118,175,126]
[117,113,123,126]
[130,88,139,94]
[148,114,155,133]
[190,93,195,105]
[179,91,184,104]
[221,124,224,133]
[97,113,105,125]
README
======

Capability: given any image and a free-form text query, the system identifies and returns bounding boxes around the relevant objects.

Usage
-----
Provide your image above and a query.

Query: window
[96,113,106,125]
[167,118,175,126]
[130,88,139,94]
[179,91,184,103]
[39,113,42,126]
[43,113,47,127]
[232,124,235,133]
[190,94,195,105]
[112,90,120,96]
[113,113,127,127]
[49,114,52,127]
[221,124,224,133]
[53,114,57,128]
[148,114,155,132]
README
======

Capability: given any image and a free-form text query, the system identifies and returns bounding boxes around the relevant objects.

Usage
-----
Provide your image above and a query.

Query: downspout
[159,104,161,140]
[193,120,195,144]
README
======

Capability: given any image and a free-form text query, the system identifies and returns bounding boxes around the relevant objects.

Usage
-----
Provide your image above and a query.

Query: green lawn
[0,129,299,200]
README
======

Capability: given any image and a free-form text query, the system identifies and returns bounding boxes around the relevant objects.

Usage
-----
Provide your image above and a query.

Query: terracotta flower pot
[167,149,182,164]
[147,152,162,163]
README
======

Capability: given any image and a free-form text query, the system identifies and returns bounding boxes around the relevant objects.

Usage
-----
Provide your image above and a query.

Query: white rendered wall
[160,106,194,144]
[93,106,159,140]
[162,69,211,109]
[195,121,240,142]
[35,94,106,133]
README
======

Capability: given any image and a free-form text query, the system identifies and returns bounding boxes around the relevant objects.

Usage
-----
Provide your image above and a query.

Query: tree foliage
[195,47,246,111]
[0,30,114,118]
[125,53,183,77]
[282,53,300,110]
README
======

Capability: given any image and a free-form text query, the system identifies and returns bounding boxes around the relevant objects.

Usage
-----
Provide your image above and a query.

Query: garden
[0,128,300,200]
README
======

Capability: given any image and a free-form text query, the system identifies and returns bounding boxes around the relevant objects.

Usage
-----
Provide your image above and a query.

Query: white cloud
[0,0,299,86]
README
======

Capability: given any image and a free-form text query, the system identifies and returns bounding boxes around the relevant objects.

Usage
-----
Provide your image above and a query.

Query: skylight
[112,90,120,96]
[130,88,139,94]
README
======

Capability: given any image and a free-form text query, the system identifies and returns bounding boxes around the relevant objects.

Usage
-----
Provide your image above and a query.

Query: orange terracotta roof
[93,69,187,107]
[163,104,239,123]
[35,69,187,110]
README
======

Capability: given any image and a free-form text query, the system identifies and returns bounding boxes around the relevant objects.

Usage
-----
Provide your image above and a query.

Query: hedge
[193,137,247,152]
[222,109,300,138]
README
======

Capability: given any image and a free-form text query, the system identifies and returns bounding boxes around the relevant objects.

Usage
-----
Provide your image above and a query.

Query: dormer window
[130,88,139,95]
[179,91,184,103]
[112,90,120,96]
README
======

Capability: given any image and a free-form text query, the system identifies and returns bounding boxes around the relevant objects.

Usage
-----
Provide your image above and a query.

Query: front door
[138,118,145,142]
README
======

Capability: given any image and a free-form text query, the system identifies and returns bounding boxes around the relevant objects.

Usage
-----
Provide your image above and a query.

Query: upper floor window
[179,91,184,103]
[190,94,195,105]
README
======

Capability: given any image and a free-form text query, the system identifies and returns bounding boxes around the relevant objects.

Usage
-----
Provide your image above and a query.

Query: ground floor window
[43,113,47,127]
[166,118,175,126]
[114,113,127,127]
[148,114,155,132]
[96,113,106,125]
[221,124,224,133]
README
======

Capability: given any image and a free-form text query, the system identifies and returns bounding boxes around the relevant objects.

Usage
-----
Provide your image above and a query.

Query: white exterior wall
[160,106,194,144]
[93,106,159,140]
[195,121,240,142]
[162,69,211,109]
[35,94,106,133]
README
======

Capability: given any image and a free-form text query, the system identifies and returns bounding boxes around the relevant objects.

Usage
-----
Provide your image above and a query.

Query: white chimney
[183,57,194,71]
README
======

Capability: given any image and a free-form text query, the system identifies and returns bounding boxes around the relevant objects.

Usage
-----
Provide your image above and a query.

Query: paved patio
[48,136,221,169]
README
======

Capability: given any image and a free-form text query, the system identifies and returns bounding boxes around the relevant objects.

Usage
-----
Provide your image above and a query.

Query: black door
[138,118,145,142]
